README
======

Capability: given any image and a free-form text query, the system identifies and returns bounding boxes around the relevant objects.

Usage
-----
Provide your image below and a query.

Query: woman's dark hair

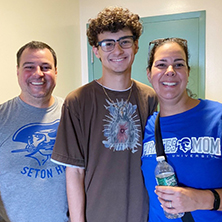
[147,38,190,71]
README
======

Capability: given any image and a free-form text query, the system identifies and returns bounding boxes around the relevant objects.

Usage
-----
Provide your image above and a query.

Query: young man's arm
[66,166,85,222]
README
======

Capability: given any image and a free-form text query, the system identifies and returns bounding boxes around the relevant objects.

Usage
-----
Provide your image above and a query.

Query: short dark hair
[16,41,57,67]
[147,38,190,71]
[87,6,142,47]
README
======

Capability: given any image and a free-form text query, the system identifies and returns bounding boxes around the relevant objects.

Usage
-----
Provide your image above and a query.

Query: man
[51,6,158,222]
[0,41,68,222]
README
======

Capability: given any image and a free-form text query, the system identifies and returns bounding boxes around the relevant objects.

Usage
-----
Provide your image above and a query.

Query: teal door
[87,11,205,98]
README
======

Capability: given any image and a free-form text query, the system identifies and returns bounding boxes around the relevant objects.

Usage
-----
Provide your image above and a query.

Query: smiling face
[147,42,189,103]
[92,29,138,77]
[17,48,57,107]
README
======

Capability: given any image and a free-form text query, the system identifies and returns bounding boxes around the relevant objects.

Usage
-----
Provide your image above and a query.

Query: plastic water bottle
[155,156,184,219]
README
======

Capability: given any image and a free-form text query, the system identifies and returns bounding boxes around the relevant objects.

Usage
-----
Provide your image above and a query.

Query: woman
[141,38,222,221]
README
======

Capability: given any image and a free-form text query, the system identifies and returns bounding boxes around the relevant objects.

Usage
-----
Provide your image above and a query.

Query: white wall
[0,0,81,104]
[79,0,222,103]
[1,0,221,104]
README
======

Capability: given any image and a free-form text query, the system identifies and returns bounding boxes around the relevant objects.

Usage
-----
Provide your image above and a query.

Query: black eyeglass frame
[96,35,136,52]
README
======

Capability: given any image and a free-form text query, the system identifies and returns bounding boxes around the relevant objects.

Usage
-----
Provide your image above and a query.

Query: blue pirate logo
[11,120,59,166]
[177,137,192,153]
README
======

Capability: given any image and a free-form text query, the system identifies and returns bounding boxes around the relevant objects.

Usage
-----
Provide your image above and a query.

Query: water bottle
[155,156,184,219]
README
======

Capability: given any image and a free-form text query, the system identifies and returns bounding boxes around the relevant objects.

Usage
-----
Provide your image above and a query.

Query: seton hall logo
[11,120,59,166]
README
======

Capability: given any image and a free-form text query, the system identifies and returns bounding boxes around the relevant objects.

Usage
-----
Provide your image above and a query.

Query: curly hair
[87,6,142,46]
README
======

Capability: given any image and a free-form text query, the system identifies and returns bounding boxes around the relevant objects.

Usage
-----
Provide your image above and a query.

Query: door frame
[87,10,206,98]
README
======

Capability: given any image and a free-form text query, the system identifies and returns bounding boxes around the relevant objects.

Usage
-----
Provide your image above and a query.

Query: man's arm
[66,166,85,222]
[0,191,10,222]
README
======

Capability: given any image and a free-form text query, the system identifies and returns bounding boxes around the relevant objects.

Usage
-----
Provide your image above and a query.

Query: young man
[51,6,158,222]
[0,41,68,222]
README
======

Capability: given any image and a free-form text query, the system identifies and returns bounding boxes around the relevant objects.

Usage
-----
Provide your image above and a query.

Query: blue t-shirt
[141,99,222,222]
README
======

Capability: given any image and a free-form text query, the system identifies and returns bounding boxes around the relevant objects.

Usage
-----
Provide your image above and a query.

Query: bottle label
[156,172,177,186]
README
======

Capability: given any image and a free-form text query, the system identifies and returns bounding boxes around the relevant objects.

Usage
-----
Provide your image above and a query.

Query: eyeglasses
[97,35,136,52]
[148,37,187,57]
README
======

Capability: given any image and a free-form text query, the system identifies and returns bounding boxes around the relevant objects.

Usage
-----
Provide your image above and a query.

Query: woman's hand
[155,186,215,214]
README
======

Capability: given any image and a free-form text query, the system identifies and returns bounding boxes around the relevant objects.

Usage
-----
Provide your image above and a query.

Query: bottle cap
[156,156,165,162]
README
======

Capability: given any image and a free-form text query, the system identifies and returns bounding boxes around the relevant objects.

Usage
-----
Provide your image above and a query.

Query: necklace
[101,81,133,107]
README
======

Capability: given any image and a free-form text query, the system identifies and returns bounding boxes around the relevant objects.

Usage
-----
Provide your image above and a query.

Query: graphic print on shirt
[177,137,192,153]
[11,120,59,166]
[142,136,221,157]
[102,99,140,153]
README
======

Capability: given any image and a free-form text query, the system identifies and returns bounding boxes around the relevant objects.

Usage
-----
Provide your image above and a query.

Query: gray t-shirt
[0,96,68,222]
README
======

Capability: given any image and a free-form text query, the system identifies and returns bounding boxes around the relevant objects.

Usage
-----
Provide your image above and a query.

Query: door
[87,11,205,98]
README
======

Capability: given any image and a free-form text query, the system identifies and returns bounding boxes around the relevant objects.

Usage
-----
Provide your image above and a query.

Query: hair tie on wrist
[210,189,220,211]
